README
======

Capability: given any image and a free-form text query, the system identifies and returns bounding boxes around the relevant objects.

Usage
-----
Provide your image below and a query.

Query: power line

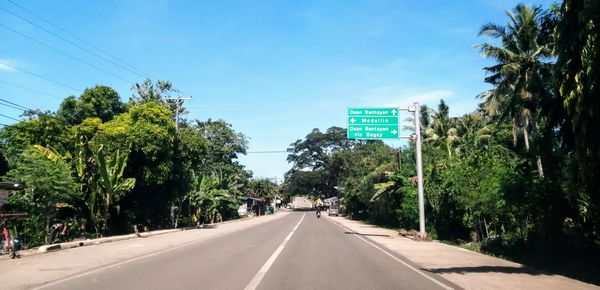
[0,6,151,80]
[0,60,81,93]
[6,0,156,80]
[0,98,31,111]
[246,151,288,154]
[0,23,135,84]
[0,113,20,122]
[0,79,63,100]
[0,101,26,111]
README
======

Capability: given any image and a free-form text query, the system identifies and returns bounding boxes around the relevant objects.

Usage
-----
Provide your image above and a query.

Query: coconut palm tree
[422,100,460,157]
[477,4,554,178]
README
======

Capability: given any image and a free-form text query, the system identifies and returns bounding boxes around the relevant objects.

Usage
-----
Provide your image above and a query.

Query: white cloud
[358,86,455,108]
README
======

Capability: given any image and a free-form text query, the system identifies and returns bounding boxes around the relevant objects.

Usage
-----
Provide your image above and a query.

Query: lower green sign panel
[347,125,399,139]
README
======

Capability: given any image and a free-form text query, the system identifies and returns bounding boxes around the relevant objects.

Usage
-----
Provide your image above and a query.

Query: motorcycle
[49,219,72,244]
[316,210,321,218]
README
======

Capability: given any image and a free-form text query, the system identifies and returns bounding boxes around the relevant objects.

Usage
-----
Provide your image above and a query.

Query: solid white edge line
[328,218,454,290]
[244,213,305,290]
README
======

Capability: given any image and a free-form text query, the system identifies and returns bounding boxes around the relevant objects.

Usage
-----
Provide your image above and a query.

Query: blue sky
[0,0,555,181]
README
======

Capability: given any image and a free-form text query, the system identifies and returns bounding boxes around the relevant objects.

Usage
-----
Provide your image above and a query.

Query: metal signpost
[347,103,426,238]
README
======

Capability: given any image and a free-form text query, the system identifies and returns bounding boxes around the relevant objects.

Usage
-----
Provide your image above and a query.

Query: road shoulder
[326,215,598,290]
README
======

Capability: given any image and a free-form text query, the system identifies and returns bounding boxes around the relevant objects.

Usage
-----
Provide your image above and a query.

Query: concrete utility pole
[164,95,192,131]
[413,103,425,238]
[403,102,426,239]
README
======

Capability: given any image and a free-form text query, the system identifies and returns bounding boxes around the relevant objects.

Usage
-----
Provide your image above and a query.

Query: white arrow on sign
[391,129,398,135]
[392,109,397,115]
[350,118,356,123]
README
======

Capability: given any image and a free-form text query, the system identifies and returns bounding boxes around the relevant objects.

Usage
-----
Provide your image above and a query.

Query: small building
[240,196,267,217]
[323,196,339,207]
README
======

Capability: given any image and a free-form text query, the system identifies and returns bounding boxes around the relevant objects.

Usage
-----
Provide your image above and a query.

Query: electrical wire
[0,60,81,93]
[0,23,134,84]
[0,98,31,111]
[0,101,26,111]
[0,113,20,122]
[0,6,151,80]
[6,0,156,80]
[0,79,63,100]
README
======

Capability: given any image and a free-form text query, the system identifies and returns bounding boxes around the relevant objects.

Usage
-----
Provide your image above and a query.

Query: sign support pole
[413,102,426,239]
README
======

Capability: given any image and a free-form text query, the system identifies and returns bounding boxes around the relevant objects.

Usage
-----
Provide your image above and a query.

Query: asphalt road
[39,211,453,290]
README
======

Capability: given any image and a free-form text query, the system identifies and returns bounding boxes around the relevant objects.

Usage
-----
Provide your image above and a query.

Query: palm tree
[477,4,554,178]
[422,100,459,157]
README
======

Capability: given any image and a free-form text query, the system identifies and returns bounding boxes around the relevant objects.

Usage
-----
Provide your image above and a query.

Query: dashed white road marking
[244,213,305,290]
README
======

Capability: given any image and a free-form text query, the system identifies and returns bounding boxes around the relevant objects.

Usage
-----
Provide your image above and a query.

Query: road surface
[34,211,455,290]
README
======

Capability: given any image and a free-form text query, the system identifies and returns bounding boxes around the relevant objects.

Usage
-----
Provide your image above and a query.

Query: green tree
[477,4,555,178]
[131,79,177,104]
[285,127,362,199]
[194,119,249,181]
[247,178,278,200]
[5,148,79,244]
[555,0,600,252]
[57,86,125,125]
[0,111,71,160]
[130,79,186,121]
[93,102,176,229]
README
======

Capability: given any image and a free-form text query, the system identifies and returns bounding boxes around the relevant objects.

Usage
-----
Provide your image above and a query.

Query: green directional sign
[348,107,399,117]
[347,107,400,139]
[347,125,399,139]
[348,116,398,125]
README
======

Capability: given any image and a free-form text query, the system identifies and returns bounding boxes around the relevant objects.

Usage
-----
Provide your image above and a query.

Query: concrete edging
[34,213,277,255]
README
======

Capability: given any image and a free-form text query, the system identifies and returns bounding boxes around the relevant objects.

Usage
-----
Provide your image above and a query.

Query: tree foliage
[4,148,79,244]
[58,85,125,125]
[0,80,254,246]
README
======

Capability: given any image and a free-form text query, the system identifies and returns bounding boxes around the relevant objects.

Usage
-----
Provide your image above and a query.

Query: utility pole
[164,95,192,131]
[413,102,425,239]
[401,102,426,239]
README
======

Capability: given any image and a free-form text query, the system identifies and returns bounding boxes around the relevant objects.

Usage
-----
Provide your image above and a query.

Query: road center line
[328,218,454,290]
[244,213,305,290]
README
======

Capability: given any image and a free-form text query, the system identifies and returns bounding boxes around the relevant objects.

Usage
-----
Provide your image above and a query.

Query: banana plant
[188,174,231,224]
[93,145,135,235]
[33,144,71,162]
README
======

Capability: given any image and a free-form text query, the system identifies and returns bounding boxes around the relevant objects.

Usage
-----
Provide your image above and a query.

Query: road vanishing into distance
[27,210,455,290]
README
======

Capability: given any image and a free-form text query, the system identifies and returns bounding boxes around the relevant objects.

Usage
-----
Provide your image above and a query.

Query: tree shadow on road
[425,265,543,276]
[344,231,390,238]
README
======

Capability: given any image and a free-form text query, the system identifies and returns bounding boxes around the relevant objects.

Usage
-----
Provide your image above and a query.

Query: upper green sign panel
[347,108,399,117]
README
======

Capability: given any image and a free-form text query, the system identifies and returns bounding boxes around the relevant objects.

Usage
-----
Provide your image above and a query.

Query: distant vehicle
[329,204,339,216]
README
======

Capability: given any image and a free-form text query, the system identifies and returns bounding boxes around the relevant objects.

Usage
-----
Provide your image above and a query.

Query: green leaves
[92,145,135,234]
[57,86,125,125]
[5,147,79,244]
